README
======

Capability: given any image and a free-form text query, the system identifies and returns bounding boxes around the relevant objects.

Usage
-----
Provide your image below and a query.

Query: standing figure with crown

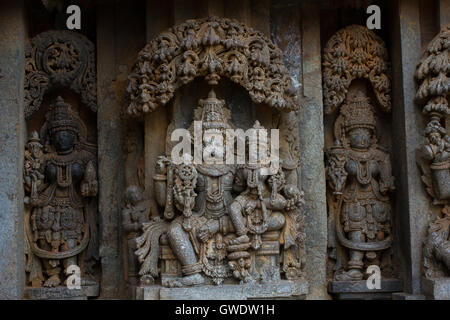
[326,91,395,281]
[24,96,98,288]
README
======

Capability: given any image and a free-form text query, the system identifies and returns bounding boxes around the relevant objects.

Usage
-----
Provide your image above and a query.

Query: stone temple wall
[0,0,448,300]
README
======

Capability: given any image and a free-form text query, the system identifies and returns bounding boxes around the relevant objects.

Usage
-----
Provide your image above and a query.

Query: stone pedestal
[24,284,99,300]
[421,278,450,300]
[328,279,403,300]
[136,280,308,300]
[392,292,425,300]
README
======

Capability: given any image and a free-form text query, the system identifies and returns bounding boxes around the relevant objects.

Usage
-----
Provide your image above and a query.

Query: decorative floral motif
[24,31,97,119]
[126,17,299,117]
[322,25,391,114]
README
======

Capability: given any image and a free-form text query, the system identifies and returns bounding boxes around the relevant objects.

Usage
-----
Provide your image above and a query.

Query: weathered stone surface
[421,277,450,300]
[96,0,146,298]
[392,292,426,300]
[0,0,26,300]
[329,279,403,300]
[300,2,328,300]
[137,280,308,300]
[328,279,403,293]
[24,284,99,300]
[389,0,431,294]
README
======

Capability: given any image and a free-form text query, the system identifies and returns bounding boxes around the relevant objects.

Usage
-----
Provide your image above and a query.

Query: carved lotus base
[328,279,403,300]
[136,280,308,300]
[421,277,450,300]
[24,284,99,300]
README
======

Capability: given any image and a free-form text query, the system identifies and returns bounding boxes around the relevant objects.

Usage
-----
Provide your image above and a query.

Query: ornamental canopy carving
[24,30,97,119]
[126,17,299,117]
[415,23,450,116]
[322,24,391,114]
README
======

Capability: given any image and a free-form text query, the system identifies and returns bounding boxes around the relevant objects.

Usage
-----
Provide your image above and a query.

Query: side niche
[323,25,401,298]
[122,17,308,300]
[415,24,450,281]
[23,31,99,300]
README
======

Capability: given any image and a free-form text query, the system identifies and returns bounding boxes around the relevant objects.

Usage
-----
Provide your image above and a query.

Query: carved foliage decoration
[415,24,450,115]
[126,17,299,117]
[323,25,391,114]
[25,30,97,119]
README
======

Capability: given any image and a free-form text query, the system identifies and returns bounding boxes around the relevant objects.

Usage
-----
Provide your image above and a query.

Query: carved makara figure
[24,96,98,287]
[415,24,450,278]
[326,92,395,281]
[134,89,304,287]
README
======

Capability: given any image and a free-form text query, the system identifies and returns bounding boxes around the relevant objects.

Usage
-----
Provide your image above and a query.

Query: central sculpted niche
[123,17,305,298]
[132,89,304,287]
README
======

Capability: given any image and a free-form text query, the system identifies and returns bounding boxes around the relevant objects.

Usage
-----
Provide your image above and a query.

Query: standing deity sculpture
[24,96,98,288]
[133,89,305,287]
[326,91,395,281]
[322,25,396,288]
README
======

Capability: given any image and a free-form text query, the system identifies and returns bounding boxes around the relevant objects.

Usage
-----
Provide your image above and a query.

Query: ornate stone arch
[24,30,97,119]
[126,17,299,117]
[322,24,391,114]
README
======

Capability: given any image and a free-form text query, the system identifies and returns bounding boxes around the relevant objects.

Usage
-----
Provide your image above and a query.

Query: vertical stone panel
[389,0,430,294]
[0,0,26,300]
[439,0,450,28]
[97,0,145,298]
[300,2,329,300]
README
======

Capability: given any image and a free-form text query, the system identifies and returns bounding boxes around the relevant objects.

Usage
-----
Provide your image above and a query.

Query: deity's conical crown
[341,91,377,132]
[199,89,230,130]
[48,96,79,134]
[27,131,42,148]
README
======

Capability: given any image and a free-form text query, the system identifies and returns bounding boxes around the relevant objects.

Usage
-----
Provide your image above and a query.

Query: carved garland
[322,24,391,114]
[24,30,97,119]
[126,17,299,117]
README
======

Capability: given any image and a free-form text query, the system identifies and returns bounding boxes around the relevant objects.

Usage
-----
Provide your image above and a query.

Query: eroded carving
[416,24,450,278]
[25,30,96,119]
[324,25,395,282]
[131,89,305,287]
[322,24,391,114]
[126,17,299,117]
[24,96,98,287]
[326,91,395,280]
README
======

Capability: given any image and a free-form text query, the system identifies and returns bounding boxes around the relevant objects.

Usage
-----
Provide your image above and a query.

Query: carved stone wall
[1,0,449,300]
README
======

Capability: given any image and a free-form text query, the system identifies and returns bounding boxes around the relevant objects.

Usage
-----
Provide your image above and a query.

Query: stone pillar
[389,0,431,295]
[300,2,329,300]
[0,0,26,300]
[96,2,124,298]
[97,0,145,298]
[439,0,450,28]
